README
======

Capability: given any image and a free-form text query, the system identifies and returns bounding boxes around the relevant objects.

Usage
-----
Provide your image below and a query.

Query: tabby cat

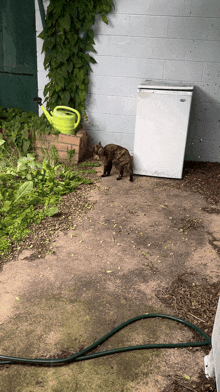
[93,142,133,182]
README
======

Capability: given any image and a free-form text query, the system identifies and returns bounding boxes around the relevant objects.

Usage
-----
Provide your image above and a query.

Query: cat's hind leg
[116,167,124,180]
[106,161,112,176]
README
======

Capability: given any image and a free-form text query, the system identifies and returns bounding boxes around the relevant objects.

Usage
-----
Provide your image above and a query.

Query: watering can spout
[33,97,53,124]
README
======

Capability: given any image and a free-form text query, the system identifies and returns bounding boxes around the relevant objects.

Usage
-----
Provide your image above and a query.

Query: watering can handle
[54,106,81,129]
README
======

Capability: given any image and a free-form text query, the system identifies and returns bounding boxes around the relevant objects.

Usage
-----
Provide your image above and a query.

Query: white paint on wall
[35,0,220,161]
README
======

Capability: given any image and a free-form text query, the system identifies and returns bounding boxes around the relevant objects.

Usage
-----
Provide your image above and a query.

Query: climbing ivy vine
[39,0,114,121]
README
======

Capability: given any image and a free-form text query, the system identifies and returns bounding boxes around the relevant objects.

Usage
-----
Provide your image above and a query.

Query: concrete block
[95,36,188,60]
[96,14,169,38]
[188,121,220,141]
[120,133,135,152]
[86,112,136,135]
[185,40,220,62]
[185,137,220,162]
[193,84,220,103]
[167,17,214,40]
[87,94,137,116]
[88,75,139,97]
[206,18,220,40]
[190,0,220,17]
[190,101,220,125]
[203,63,220,84]
[163,60,204,81]
[90,55,164,79]
[115,0,191,16]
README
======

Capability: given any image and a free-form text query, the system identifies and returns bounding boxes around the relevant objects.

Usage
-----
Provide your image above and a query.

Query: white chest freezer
[133,80,194,179]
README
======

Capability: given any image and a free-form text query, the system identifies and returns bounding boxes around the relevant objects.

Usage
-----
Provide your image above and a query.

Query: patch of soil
[0,160,99,270]
[156,161,220,205]
[1,160,220,270]
[162,370,216,392]
[157,273,220,338]
[158,273,218,392]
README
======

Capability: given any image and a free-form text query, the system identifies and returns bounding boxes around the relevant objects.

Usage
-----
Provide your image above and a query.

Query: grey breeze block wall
[35,0,220,162]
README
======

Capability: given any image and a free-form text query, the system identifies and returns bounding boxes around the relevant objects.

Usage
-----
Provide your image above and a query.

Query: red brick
[50,142,72,152]
[35,140,50,148]
[36,134,58,143]
[34,129,87,164]
[59,134,80,146]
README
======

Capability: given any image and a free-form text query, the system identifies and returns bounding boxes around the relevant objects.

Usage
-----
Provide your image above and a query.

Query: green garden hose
[0,313,211,367]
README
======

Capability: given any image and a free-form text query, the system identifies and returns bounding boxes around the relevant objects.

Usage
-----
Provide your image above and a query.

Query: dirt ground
[0,158,219,391]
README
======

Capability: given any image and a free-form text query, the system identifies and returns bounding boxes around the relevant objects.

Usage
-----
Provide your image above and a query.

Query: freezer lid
[138,80,194,91]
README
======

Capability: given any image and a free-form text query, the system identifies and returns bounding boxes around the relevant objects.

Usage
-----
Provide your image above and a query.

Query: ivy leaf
[101,14,108,24]
[66,63,73,73]
[55,74,64,89]
[67,32,77,45]
[89,56,97,64]
[38,31,45,39]
[60,90,70,103]
[43,82,51,97]
[61,67,69,78]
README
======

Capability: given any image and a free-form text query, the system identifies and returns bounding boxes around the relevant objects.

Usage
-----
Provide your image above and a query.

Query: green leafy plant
[79,161,99,167]
[50,144,60,165]
[0,106,55,155]
[0,139,5,164]
[39,0,114,120]
[67,149,75,167]
[0,154,92,256]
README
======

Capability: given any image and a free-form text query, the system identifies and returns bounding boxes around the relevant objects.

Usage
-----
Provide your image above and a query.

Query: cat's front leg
[102,161,112,177]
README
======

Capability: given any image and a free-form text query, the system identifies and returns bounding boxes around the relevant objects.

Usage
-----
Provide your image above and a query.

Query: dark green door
[0,0,38,113]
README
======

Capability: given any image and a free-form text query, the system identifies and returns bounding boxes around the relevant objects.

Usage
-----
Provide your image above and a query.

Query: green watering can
[34,97,80,135]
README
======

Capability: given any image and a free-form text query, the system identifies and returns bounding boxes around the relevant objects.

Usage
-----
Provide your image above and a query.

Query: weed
[79,161,99,167]
[0,154,91,256]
